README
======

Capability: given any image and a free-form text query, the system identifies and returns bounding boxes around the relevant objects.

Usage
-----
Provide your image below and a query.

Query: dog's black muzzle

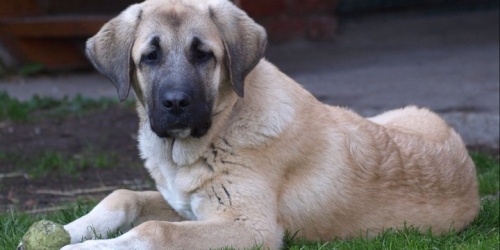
[149,85,212,139]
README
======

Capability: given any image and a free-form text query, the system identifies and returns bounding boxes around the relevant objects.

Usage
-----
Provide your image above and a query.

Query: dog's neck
[220,60,297,147]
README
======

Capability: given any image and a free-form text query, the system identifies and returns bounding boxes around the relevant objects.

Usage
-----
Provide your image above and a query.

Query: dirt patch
[0,105,152,213]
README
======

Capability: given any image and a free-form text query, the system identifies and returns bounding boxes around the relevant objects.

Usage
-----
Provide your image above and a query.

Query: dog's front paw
[18,220,70,250]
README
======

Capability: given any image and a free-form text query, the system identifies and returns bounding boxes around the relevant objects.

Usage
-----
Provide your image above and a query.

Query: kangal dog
[50,0,478,249]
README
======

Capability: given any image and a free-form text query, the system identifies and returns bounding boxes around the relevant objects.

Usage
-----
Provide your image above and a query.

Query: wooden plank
[0,0,41,18]
[16,38,89,69]
[0,15,110,38]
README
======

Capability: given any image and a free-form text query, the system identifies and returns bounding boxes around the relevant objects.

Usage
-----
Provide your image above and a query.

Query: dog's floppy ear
[209,2,267,97]
[85,4,142,101]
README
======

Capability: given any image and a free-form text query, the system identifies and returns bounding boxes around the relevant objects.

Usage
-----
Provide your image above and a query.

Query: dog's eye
[142,50,159,64]
[190,37,213,64]
[193,49,213,64]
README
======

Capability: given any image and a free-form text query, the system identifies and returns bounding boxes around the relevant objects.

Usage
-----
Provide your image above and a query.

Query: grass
[0,91,133,122]
[0,152,498,249]
[0,61,45,79]
[25,150,119,178]
[0,149,120,178]
[471,152,500,195]
[0,201,97,249]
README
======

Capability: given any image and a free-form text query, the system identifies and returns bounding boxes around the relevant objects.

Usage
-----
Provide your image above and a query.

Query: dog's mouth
[165,128,192,139]
[150,117,212,139]
[191,122,212,137]
[164,122,211,139]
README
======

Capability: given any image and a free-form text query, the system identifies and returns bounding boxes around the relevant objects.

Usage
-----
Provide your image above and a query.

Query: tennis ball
[17,220,70,250]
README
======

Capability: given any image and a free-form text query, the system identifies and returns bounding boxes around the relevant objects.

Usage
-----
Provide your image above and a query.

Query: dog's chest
[138,125,214,221]
[152,160,214,221]
[157,180,196,220]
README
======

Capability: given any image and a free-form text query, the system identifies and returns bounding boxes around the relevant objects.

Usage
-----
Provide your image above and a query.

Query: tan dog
[58,0,479,249]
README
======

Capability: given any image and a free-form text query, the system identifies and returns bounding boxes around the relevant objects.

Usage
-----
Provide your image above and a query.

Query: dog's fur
[58,0,479,249]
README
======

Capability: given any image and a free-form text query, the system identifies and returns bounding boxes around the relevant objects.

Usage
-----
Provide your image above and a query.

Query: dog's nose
[161,91,192,113]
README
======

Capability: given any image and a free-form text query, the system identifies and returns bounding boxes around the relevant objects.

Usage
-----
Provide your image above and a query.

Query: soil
[0,105,152,213]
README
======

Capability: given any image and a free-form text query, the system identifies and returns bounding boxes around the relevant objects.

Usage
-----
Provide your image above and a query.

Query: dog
[57,0,480,249]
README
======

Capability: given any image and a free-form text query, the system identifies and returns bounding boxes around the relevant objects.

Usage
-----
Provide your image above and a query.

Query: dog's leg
[63,189,184,244]
[62,219,282,250]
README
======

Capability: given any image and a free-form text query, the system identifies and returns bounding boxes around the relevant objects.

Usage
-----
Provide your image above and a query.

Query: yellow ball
[17,220,70,250]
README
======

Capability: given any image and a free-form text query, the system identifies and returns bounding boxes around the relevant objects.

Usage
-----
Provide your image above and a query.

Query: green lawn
[0,91,133,122]
[0,149,119,178]
[0,153,498,249]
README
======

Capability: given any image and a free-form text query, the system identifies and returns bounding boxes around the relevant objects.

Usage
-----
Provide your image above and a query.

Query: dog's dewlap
[18,220,70,250]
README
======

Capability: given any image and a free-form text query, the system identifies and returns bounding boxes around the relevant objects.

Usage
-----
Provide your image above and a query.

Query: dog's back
[279,104,479,240]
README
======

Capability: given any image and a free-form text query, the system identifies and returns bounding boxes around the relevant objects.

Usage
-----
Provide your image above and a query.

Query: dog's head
[86,0,267,139]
